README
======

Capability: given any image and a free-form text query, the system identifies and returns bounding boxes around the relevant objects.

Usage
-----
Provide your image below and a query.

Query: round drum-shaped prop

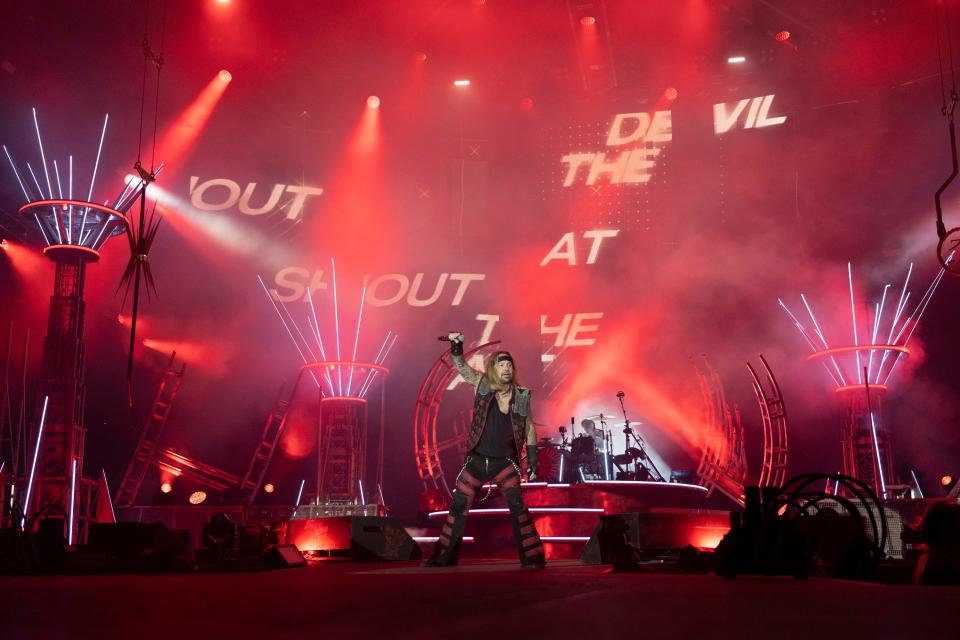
[937,227,960,275]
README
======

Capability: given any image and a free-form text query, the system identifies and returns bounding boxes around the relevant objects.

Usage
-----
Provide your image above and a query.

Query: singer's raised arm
[448,333,482,387]
[452,351,482,387]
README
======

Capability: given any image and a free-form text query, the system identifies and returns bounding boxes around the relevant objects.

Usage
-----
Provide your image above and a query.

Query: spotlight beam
[276,298,319,362]
[87,114,109,203]
[847,263,861,384]
[27,163,62,244]
[360,334,397,398]
[867,284,890,381]
[3,145,33,202]
[53,160,63,199]
[778,299,842,386]
[885,263,913,347]
[359,332,397,398]
[870,266,913,385]
[869,412,887,499]
[800,293,847,385]
[331,258,342,395]
[293,478,305,516]
[33,213,51,245]
[68,156,73,243]
[256,275,322,389]
[882,257,952,384]
[306,289,336,395]
[68,458,77,545]
[31,108,54,199]
[874,291,910,384]
[910,469,925,499]
[346,286,366,395]
[80,113,109,233]
[22,395,49,526]
[357,331,392,398]
[101,469,117,522]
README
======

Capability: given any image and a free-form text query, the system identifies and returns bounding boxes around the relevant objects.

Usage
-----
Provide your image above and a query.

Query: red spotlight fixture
[264,483,275,494]
[520,97,534,110]
[580,16,596,26]
[664,87,679,101]
[160,482,172,494]
[453,79,470,87]
[366,95,381,109]
[774,30,791,42]
[0,238,7,251]
[942,474,954,487]
[215,0,230,5]
[188,491,208,505]
[218,69,232,83]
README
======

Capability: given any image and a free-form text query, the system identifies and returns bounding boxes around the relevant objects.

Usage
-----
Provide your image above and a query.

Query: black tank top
[473,399,515,458]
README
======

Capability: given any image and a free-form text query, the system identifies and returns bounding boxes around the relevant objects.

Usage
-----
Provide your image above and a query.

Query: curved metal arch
[695,356,748,505]
[747,354,789,489]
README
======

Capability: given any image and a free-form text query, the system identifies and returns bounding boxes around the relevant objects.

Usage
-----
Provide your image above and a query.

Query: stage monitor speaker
[263,544,307,569]
[581,510,731,564]
[87,521,190,569]
[276,516,423,562]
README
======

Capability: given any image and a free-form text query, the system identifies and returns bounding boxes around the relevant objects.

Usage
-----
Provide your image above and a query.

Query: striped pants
[429,453,545,566]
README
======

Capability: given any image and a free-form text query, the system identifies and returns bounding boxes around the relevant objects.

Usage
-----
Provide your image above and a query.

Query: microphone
[437,333,463,342]
[616,391,625,398]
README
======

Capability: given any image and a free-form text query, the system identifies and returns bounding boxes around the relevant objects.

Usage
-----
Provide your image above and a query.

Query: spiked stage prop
[258,258,396,511]
[779,261,951,499]
[3,109,142,541]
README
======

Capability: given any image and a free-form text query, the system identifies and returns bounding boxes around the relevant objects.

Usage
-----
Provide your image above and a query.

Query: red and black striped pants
[429,453,545,566]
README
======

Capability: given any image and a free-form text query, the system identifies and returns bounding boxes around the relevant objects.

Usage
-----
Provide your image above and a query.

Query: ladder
[114,353,186,505]
[238,385,292,504]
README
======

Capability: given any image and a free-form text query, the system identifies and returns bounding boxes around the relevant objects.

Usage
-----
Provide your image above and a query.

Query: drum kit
[534,391,665,484]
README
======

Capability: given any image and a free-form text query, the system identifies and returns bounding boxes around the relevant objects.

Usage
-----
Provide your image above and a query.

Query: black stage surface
[3,560,957,639]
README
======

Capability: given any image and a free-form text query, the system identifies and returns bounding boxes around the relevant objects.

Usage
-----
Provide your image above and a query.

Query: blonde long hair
[484,351,522,392]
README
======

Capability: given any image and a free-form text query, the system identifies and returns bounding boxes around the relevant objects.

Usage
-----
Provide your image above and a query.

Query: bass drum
[570,434,596,461]
[535,444,570,483]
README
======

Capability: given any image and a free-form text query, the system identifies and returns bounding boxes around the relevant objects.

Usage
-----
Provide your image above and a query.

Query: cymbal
[582,414,615,422]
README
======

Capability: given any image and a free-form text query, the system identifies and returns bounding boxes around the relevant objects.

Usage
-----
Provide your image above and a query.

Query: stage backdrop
[1,0,958,514]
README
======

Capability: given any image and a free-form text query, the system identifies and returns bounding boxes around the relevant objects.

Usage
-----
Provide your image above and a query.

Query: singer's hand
[449,332,464,356]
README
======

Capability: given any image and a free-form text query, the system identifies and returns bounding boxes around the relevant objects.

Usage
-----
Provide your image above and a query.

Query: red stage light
[264,483,275,494]
[664,87,679,101]
[218,69,232,83]
[215,0,230,5]
[0,239,7,251]
[453,79,470,87]
[775,30,791,42]
[520,97,534,110]
[367,95,381,109]
[580,16,596,26]
[160,482,172,494]
[942,475,954,487]
[188,491,207,505]
[155,72,231,179]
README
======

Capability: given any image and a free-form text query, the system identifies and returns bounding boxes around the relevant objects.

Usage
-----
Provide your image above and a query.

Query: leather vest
[465,379,530,457]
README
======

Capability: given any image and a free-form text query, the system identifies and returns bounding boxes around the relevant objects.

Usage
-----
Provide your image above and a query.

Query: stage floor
[3,560,956,638]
